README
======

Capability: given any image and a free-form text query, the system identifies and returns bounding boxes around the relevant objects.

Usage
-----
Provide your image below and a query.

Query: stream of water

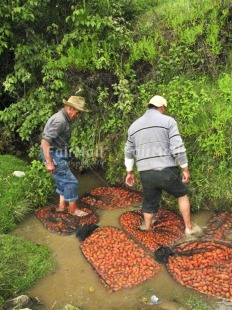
[11,169,232,310]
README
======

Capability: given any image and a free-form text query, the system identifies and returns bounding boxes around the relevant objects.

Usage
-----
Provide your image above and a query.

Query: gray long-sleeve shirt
[42,109,71,149]
[125,109,188,171]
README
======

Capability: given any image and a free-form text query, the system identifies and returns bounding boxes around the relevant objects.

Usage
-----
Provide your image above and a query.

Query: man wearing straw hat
[40,96,90,216]
[124,95,201,235]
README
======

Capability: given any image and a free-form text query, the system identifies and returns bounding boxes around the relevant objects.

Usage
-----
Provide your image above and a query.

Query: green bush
[22,160,55,207]
[0,155,30,233]
[0,234,53,300]
[0,0,231,213]
[0,155,54,233]
[0,124,17,155]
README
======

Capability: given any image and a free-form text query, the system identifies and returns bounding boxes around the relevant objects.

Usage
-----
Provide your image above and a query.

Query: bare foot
[185,225,202,235]
[140,218,155,231]
[140,223,152,231]
[140,223,149,231]
[71,209,88,217]
[55,205,66,212]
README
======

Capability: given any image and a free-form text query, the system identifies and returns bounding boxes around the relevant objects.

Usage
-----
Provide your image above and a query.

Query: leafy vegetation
[0,1,231,306]
[0,0,231,213]
[0,155,54,233]
[0,234,53,300]
[183,293,213,310]
[0,155,54,306]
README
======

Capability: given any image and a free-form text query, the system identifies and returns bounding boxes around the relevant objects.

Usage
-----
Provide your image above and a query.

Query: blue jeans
[40,147,78,202]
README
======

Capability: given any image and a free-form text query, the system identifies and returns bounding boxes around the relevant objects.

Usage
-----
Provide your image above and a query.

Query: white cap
[149,95,167,107]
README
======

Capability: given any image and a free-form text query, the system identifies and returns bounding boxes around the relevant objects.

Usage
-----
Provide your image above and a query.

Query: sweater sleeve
[168,119,188,167]
[125,158,135,171]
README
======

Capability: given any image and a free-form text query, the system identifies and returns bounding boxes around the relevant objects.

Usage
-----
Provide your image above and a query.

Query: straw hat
[63,96,90,112]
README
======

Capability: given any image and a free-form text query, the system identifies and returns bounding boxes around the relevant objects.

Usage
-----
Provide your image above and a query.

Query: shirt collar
[61,108,72,122]
[146,108,160,115]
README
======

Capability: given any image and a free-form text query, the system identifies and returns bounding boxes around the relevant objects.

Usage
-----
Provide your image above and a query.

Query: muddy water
[11,170,230,310]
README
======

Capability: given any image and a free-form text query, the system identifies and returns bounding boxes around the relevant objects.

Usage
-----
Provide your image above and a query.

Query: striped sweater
[125,109,188,171]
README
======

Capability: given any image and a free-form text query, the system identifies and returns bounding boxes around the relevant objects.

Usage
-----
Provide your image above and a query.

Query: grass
[183,294,214,310]
[0,155,54,307]
[0,155,31,233]
[0,234,53,301]
[0,155,54,233]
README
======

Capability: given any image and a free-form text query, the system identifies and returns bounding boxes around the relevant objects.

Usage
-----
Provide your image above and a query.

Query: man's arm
[41,139,55,173]
[169,120,190,183]
[124,131,136,186]
[125,158,135,186]
[180,164,190,183]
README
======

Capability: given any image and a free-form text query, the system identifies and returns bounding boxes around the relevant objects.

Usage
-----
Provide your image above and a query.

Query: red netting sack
[35,205,99,235]
[166,240,232,301]
[81,186,143,209]
[80,226,161,292]
[202,211,232,242]
[119,209,184,252]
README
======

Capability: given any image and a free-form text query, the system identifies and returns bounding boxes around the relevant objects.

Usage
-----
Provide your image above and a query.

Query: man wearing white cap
[41,96,90,217]
[124,95,199,234]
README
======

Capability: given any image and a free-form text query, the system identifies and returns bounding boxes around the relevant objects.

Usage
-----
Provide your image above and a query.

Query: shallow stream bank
[11,169,231,310]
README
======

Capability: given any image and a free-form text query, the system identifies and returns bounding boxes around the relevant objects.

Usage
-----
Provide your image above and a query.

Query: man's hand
[125,172,135,187]
[46,161,55,174]
[182,167,190,183]
[41,139,55,174]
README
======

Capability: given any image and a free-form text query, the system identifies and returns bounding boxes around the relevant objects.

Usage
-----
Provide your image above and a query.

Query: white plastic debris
[12,171,26,177]
[150,295,159,304]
